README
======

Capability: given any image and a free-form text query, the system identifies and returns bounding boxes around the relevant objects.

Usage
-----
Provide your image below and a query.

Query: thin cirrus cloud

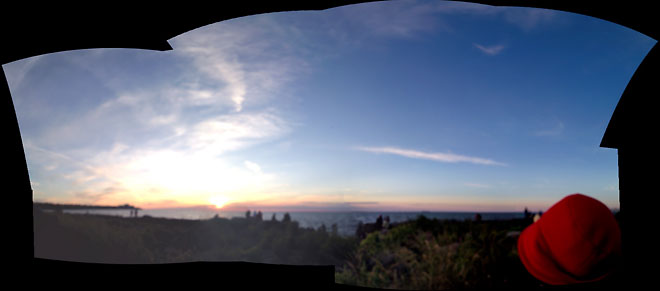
[13,15,307,206]
[338,0,445,38]
[533,121,565,137]
[169,19,309,113]
[474,43,506,55]
[432,1,558,31]
[464,182,492,188]
[356,146,507,166]
[335,0,558,41]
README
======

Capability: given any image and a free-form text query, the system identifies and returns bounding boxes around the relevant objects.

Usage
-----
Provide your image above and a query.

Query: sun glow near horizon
[209,195,231,209]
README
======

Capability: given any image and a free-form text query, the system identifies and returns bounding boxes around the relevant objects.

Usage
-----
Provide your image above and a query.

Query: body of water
[60,208,525,236]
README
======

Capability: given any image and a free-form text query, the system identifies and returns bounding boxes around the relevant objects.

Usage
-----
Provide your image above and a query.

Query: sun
[209,196,230,209]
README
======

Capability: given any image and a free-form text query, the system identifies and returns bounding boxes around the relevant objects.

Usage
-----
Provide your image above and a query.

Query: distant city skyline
[5,0,655,212]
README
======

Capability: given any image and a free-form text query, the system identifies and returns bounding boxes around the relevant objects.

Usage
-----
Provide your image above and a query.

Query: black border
[3,1,658,289]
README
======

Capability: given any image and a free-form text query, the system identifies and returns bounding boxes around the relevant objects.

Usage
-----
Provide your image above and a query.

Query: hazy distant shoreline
[34,202,524,237]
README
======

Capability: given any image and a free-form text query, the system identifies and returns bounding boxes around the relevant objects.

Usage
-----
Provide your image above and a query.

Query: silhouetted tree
[331,223,338,236]
[283,212,291,223]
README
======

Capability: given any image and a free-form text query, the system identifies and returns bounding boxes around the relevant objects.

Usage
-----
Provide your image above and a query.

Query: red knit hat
[517,193,621,285]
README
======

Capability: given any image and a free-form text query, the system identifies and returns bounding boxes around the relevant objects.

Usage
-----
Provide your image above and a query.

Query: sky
[4,0,656,212]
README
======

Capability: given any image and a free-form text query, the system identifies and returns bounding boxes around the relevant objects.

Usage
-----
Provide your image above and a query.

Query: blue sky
[4,0,656,212]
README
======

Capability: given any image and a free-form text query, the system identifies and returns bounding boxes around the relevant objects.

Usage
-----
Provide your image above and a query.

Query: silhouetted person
[474,213,482,222]
[518,193,621,286]
[245,210,251,219]
[383,216,390,229]
[271,213,277,222]
[524,207,531,219]
[256,211,263,221]
[283,212,291,223]
[331,223,338,236]
[375,215,383,231]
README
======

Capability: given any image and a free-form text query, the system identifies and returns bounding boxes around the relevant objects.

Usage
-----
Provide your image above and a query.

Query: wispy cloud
[464,182,492,188]
[356,146,507,166]
[337,0,445,39]
[244,160,263,175]
[502,7,558,32]
[2,55,44,96]
[73,186,127,204]
[433,1,558,31]
[324,0,555,58]
[181,111,289,155]
[474,43,506,55]
[534,121,565,137]
[13,17,308,206]
[170,19,309,113]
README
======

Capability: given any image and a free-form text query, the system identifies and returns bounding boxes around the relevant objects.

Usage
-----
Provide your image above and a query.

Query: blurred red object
[518,193,621,285]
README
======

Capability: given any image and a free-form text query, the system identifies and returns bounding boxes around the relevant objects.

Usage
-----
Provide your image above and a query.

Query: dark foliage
[33,209,359,266]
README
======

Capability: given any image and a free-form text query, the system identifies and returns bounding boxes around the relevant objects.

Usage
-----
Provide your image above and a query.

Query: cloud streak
[474,43,506,55]
[534,121,565,137]
[170,19,310,113]
[432,1,558,31]
[356,146,507,166]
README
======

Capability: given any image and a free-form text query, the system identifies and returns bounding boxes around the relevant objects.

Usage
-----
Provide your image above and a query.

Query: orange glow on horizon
[209,195,231,209]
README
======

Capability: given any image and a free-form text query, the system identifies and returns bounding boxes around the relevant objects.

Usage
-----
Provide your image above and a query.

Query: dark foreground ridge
[33,205,623,290]
[33,206,358,265]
